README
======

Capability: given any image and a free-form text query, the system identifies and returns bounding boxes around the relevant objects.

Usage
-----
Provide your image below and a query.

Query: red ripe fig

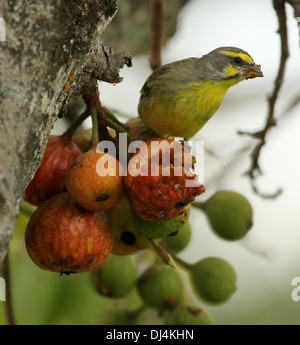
[125,137,205,221]
[24,134,82,206]
[25,192,113,274]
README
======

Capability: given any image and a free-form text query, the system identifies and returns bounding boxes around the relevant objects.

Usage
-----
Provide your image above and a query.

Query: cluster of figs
[22,108,253,325]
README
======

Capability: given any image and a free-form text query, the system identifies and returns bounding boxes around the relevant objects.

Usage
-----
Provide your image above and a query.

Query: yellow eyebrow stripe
[220,51,254,63]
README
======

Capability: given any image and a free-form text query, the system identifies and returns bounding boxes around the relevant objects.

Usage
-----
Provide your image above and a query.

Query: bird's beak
[245,64,263,79]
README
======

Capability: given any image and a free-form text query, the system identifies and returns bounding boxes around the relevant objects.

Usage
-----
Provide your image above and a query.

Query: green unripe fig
[164,222,192,253]
[107,195,152,255]
[190,257,237,304]
[91,254,138,298]
[165,304,214,325]
[200,190,253,241]
[137,265,183,310]
[92,306,137,325]
[137,206,190,239]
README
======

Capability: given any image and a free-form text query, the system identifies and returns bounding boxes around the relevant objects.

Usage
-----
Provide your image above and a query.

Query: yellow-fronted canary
[138,46,263,139]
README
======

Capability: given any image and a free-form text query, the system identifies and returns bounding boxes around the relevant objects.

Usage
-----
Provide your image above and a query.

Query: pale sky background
[55,0,300,324]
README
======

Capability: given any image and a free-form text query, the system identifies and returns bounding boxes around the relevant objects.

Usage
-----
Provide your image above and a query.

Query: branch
[286,0,300,17]
[239,0,289,198]
[149,0,164,70]
[82,86,113,143]
[286,0,300,46]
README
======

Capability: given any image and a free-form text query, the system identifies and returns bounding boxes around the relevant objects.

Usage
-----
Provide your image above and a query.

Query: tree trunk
[0,0,132,263]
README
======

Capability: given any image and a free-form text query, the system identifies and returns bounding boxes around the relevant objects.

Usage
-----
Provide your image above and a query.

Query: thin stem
[149,238,159,250]
[239,0,288,199]
[103,107,127,130]
[63,109,91,138]
[90,108,99,148]
[82,86,113,142]
[19,201,35,218]
[171,253,190,271]
[105,118,133,141]
[2,253,16,325]
[149,239,176,268]
[149,0,164,70]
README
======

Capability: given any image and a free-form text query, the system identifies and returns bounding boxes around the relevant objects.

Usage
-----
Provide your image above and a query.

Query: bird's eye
[235,57,243,64]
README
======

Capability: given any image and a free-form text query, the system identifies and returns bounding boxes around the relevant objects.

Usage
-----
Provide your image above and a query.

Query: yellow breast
[139,79,240,138]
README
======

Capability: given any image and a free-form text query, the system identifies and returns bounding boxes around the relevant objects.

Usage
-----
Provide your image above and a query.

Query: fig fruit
[164,304,214,325]
[189,257,237,304]
[92,306,137,325]
[200,190,253,241]
[164,221,192,253]
[107,194,151,255]
[125,137,205,221]
[72,128,92,152]
[91,254,138,298]
[24,134,81,206]
[125,117,152,138]
[25,192,113,274]
[65,148,124,211]
[137,264,183,310]
[72,127,117,153]
[137,205,190,239]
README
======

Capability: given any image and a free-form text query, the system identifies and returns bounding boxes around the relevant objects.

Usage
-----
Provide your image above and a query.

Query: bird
[138,46,263,139]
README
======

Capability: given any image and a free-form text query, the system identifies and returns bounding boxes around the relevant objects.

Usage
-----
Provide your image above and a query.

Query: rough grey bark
[0,0,132,263]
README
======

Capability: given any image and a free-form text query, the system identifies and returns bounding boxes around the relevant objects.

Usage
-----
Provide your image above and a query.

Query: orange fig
[65,148,124,211]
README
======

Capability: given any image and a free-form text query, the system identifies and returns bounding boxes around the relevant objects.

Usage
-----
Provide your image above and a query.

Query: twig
[286,0,300,46]
[103,107,127,130]
[171,253,190,271]
[149,0,164,70]
[19,201,35,218]
[286,0,300,18]
[63,108,91,138]
[280,94,300,117]
[2,253,16,325]
[90,108,99,148]
[82,86,114,143]
[102,107,134,141]
[239,0,289,198]
[105,118,133,141]
[149,239,177,268]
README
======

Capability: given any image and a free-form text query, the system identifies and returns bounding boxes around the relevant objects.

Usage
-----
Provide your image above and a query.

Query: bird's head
[203,46,263,82]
